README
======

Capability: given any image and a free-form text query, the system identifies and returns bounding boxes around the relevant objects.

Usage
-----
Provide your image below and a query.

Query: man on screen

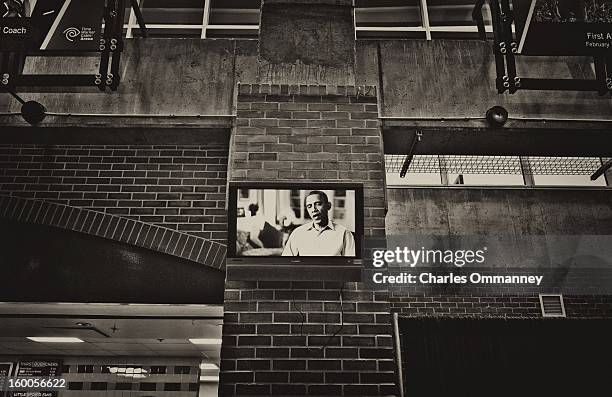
[281,190,355,256]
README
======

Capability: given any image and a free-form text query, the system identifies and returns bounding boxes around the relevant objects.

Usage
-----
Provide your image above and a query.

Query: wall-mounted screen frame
[226,181,364,281]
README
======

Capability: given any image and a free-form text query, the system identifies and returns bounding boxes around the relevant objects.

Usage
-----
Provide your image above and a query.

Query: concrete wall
[2,39,611,120]
[386,187,612,236]
[386,187,612,318]
[1,40,237,116]
[371,40,612,119]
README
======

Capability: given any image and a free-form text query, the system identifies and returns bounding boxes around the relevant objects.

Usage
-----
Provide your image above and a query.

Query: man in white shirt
[281,191,355,256]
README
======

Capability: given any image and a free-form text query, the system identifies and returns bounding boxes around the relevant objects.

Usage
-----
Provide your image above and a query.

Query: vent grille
[539,294,566,317]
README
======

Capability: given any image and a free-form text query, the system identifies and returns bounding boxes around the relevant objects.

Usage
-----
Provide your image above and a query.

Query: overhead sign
[514,0,612,55]
[0,0,105,52]
[15,361,62,378]
[7,360,63,397]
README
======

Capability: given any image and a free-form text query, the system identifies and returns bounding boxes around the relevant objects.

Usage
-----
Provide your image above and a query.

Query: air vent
[539,294,566,317]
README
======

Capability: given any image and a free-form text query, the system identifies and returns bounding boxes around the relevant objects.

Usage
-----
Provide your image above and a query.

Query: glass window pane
[132,28,201,38]
[355,0,422,27]
[141,5,204,25]
[210,0,261,25]
[428,0,492,27]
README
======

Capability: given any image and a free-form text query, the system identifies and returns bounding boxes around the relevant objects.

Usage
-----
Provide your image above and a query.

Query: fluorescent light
[188,338,222,345]
[199,375,219,382]
[27,337,84,343]
[199,363,219,370]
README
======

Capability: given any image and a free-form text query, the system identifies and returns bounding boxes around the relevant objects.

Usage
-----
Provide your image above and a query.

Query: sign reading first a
[513,0,612,56]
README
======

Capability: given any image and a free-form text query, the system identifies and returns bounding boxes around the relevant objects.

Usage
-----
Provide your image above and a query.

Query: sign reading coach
[0,0,105,52]
[514,0,612,55]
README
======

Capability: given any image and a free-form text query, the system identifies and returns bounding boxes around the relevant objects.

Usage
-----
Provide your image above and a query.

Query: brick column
[220,84,396,396]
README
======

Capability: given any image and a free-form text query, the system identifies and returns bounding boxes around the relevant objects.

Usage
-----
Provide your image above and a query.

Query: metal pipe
[8,92,26,105]
[1,112,609,123]
[380,116,612,123]
[400,131,422,178]
[392,312,405,397]
[0,112,235,117]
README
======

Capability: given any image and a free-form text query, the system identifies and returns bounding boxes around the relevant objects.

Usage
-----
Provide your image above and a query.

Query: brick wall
[0,195,226,269]
[221,281,396,396]
[220,84,396,396]
[0,144,228,244]
[388,294,612,318]
[389,294,542,317]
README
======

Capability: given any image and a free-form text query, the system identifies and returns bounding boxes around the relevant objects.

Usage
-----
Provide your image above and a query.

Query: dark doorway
[398,317,612,396]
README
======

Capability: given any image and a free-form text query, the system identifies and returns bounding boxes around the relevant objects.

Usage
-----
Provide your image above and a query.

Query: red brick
[278,136,308,144]
[307,153,337,161]
[236,126,266,135]
[307,136,337,144]
[307,119,336,128]
[308,103,336,111]
[279,103,307,111]
[292,127,323,136]
[322,127,351,136]
[265,127,293,135]
[251,102,279,110]
[337,119,366,128]
[250,118,278,127]
[278,171,308,179]
[293,145,323,153]
[339,136,367,144]
[278,152,308,161]
[322,111,350,119]
[265,111,292,118]
[263,144,293,152]
[293,111,321,119]
[278,119,307,127]
[247,170,279,179]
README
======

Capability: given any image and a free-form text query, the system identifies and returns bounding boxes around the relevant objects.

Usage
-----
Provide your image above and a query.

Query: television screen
[227,183,364,280]
[230,184,362,257]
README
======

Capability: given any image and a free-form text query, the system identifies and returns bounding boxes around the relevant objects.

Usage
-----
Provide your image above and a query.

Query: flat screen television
[226,182,364,281]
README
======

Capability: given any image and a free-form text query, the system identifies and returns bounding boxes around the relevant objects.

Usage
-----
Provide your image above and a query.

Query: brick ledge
[238,83,377,97]
[0,195,226,270]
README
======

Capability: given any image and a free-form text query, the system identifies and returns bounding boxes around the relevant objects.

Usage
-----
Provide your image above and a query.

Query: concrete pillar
[257,0,356,85]
[220,84,394,396]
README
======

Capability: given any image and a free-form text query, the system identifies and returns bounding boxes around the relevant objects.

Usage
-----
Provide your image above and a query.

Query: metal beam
[383,125,612,157]
[6,74,97,87]
[130,0,148,38]
[519,156,535,186]
[0,126,231,145]
[399,131,422,177]
[591,159,612,181]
